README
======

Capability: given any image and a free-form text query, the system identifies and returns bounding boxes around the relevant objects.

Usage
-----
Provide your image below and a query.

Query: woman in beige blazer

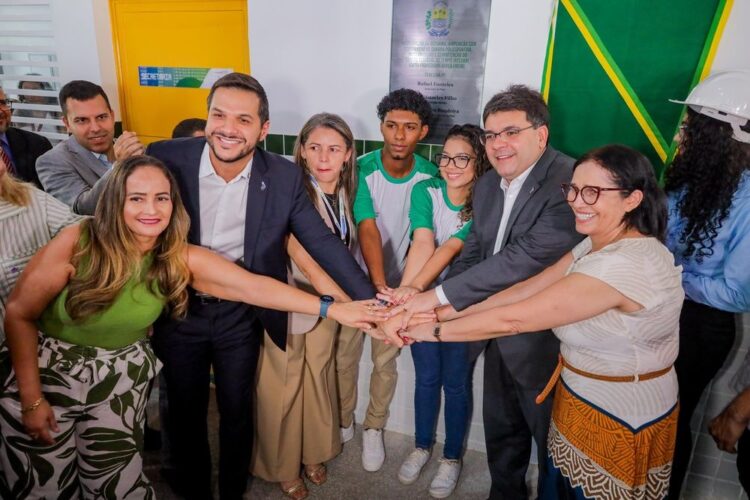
[251,113,360,499]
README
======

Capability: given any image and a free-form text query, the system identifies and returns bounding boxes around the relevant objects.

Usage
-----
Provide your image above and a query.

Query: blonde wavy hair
[0,165,32,206]
[65,155,191,321]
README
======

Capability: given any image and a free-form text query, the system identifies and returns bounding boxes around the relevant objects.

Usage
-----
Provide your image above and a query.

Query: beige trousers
[335,328,401,430]
[251,319,342,482]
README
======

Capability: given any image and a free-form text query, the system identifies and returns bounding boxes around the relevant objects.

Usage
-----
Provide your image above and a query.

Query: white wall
[49,0,750,453]
[55,0,750,133]
[50,0,120,116]
[247,0,557,139]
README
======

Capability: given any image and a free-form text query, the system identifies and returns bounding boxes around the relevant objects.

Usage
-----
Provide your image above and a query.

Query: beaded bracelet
[21,397,44,414]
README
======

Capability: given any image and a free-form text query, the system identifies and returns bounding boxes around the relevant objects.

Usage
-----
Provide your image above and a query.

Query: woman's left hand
[327,300,388,330]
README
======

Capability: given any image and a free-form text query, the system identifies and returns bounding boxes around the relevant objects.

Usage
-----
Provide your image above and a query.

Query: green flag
[541,0,734,175]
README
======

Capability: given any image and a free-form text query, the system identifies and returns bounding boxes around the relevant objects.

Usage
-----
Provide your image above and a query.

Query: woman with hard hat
[664,69,750,497]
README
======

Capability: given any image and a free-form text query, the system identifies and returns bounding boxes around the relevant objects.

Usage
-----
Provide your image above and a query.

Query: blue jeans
[411,341,470,459]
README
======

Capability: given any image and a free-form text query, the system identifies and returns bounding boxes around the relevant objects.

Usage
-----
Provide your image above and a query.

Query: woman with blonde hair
[0,154,79,341]
[0,155,383,498]
[252,112,360,499]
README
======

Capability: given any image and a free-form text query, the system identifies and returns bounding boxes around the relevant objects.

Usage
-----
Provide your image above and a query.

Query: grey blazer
[442,146,583,387]
[35,136,112,215]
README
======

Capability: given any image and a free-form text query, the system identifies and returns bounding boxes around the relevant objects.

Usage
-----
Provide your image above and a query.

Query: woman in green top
[0,155,383,499]
[381,124,490,498]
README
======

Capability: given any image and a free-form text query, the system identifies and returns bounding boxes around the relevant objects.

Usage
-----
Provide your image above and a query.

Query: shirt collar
[198,143,253,182]
[0,132,8,148]
[91,150,110,164]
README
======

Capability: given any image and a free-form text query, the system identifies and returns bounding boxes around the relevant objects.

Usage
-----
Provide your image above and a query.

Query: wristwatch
[319,295,335,318]
[433,323,442,342]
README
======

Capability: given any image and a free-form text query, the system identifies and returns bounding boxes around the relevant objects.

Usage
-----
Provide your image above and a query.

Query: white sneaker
[429,458,461,498]
[340,422,354,444]
[397,448,431,484]
[361,428,385,471]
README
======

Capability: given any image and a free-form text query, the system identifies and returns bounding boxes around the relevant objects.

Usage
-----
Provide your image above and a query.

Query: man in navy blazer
[147,73,375,500]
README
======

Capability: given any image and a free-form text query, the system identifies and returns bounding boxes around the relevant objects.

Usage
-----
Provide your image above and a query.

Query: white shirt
[555,237,683,428]
[492,162,536,254]
[198,145,251,262]
[435,159,538,306]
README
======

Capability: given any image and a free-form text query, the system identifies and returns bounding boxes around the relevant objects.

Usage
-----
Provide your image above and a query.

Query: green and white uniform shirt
[353,149,437,287]
[409,177,472,284]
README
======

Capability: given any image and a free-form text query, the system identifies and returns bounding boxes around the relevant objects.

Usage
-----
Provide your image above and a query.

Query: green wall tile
[364,140,384,153]
[415,143,431,162]
[283,135,298,155]
[266,134,284,154]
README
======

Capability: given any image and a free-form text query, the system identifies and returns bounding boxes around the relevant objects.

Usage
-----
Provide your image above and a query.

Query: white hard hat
[670,70,750,143]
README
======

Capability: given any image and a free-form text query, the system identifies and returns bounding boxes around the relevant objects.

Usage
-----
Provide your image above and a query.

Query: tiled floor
[682,314,749,500]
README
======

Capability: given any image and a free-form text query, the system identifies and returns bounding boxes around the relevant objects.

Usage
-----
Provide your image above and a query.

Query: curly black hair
[442,124,492,222]
[376,88,432,126]
[664,108,750,261]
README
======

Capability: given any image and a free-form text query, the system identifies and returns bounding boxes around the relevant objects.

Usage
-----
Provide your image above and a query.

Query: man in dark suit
[147,73,375,500]
[396,85,582,499]
[0,86,51,188]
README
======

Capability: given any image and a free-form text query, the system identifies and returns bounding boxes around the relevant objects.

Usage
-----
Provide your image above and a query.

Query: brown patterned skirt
[541,380,678,500]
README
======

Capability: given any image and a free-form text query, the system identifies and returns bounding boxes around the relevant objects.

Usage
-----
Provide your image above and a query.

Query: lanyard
[310,175,348,242]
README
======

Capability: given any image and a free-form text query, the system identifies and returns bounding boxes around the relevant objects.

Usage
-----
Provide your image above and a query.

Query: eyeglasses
[434,153,475,169]
[0,99,13,109]
[561,183,631,205]
[480,125,535,145]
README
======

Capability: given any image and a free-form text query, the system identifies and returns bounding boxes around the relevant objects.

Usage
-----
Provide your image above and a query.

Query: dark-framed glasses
[480,124,535,145]
[561,183,630,205]
[0,99,13,109]
[434,153,475,169]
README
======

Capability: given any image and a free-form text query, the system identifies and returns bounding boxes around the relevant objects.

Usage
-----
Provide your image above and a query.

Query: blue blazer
[147,137,375,349]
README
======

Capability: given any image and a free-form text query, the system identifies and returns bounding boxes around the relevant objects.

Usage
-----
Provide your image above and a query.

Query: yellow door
[110,0,250,144]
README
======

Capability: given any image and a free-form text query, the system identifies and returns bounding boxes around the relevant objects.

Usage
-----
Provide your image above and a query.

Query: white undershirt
[198,144,251,262]
[435,159,538,306]
[492,163,535,255]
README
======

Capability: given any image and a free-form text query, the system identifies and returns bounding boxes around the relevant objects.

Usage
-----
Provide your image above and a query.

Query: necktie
[0,145,15,176]
[98,154,112,169]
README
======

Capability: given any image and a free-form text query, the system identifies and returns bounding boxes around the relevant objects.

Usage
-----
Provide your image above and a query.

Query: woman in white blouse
[400,145,684,499]
[0,155,79,340]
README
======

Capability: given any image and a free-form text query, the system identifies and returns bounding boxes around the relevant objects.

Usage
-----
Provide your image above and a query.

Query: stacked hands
[361,287,458,347]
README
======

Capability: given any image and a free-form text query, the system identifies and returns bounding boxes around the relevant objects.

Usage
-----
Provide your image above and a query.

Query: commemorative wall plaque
[390,0,492,143]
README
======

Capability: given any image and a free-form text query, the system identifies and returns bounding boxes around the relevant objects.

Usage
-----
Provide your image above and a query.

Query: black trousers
[153,299,261,500]
[484,341,554,500]
[669,299,737,498]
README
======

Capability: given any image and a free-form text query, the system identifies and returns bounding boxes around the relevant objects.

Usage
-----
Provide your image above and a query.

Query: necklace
[310,175,348,243]
[323,192,338,211]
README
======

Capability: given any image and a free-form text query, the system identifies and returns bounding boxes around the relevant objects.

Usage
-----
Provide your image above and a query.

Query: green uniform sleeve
[409,181,434,237]
[451,220,473,242]
[353,170,376,223]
